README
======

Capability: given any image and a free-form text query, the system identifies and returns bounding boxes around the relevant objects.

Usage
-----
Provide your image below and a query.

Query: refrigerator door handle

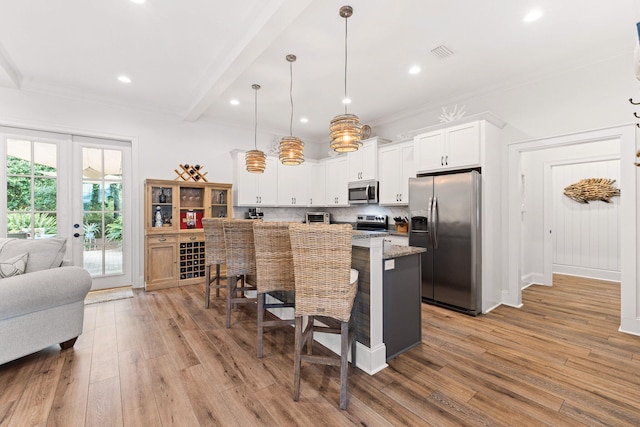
[432,196,439,248]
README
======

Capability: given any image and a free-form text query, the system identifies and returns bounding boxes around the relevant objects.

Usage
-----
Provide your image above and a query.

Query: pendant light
[279,54,304,165]
[245,84,266,173]
[329,5,363,153]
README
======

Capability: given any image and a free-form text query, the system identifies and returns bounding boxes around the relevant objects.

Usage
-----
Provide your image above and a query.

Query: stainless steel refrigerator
[408,170,481,315]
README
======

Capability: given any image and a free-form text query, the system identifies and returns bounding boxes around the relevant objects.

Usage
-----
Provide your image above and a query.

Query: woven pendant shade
[279,136,304,165]
[329,113,363,152]
[245,149,266,173]
[330,6,362,153]
[245,83,266,173]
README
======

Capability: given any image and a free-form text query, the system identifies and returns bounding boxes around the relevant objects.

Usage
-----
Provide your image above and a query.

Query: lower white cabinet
[378,141,415,205]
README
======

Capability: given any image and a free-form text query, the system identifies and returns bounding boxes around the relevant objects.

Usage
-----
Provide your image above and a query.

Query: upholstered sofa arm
[0,266,92,321]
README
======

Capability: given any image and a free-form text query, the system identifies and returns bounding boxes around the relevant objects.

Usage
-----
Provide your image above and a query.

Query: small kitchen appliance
[348,180,379,204]
[305,211,330,224]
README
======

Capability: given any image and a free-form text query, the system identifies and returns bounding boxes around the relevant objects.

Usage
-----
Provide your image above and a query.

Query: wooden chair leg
[60,337,78,350]
[293,316,303,401]
[340,321,349,410]
[226,276,234,328]
[205,264,212,308]
[215,264,221,297]
[257,292,265,358]
[306,315,314,355]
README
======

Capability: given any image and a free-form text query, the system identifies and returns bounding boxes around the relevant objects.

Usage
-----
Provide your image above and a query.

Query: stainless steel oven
[305,211,330,224]
[348,179,378,204]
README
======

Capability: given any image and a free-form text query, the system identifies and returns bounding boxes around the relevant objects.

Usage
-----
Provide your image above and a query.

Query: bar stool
[202,218,226,308]
[222,219,258,328]
[288,223,359,410]
[253,222,296,358]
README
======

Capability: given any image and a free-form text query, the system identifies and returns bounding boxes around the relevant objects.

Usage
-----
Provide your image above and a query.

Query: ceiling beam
[0,41,22,88]
[183,0,313,122]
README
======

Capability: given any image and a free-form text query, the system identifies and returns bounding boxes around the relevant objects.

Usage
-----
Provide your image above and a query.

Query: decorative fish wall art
[563,178,620,204]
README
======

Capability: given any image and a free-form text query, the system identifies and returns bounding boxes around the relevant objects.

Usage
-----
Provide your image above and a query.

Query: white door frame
[507,124,638,335]
[0,119,142,289]
[542,155,621,286]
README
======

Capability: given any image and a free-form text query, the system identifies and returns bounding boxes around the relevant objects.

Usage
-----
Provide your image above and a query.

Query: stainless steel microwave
[348,180,378,204]
[305,211,330,224]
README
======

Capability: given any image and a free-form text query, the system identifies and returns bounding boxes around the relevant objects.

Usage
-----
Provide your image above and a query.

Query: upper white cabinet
[307,161,326,207]
[277,162,308,206]
[414,121,480,173]
[233,153,278,206]
[378,141,415,205]
[325,156,349,206]
[347,137,387,181]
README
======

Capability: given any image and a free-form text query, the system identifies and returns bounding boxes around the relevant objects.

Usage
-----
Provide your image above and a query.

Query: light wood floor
[1,274,640,426]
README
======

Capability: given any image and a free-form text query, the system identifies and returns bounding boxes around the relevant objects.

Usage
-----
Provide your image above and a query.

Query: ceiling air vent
[430,45,454,59]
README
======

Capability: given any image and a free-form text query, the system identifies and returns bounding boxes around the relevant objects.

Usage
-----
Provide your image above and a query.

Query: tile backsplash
[233,205,409,224]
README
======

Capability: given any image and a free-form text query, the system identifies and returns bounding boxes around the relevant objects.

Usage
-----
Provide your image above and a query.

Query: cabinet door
[325,156,348,206]
[378,145,401,205]
[446,121,480,169]
[256,156,278,206]
[414,131,446,173]
[146,182,179,233]
[398,142,415,204]
[360,139,378,180]
[145,236,178,290]
[235,155,259,206]
[277,162,308,206]
[308,162,326,206]
[347,149,362,182]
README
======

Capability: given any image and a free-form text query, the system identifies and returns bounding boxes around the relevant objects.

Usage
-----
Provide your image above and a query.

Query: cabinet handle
[400,194,402,201]
[445,155,448,165]
[310,198,312,205]
[158,238,166,242]
[441,156,444,166]
[256,196,259,203]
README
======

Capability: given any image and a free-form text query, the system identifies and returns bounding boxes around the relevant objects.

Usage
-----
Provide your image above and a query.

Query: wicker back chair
[202,218,226,308]
[222,219,258,328]
[288,223,359,410]
[252,222,296,358]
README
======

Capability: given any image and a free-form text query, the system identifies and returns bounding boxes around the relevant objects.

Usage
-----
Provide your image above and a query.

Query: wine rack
[179,240,206,280]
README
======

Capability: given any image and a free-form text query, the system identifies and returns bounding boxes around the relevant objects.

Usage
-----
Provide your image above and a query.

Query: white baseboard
[553,265,620,282]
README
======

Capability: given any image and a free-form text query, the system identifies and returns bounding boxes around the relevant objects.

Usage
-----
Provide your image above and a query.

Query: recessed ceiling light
[342,97,351,105]
[409,66,421,75]
[117,75,131,84]
[300,117,309,123]
[523,9,543,22]
[230,99,239,106]
[130,0,146,4]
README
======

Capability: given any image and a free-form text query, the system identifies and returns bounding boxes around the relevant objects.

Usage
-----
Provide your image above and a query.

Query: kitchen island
[311,230,424,375]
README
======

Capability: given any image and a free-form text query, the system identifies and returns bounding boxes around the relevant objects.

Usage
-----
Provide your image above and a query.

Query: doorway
[1,127,133,290]
[506,124,638,334]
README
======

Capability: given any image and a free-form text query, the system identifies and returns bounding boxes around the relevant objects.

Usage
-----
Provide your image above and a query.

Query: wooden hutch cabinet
[144,179,232,291]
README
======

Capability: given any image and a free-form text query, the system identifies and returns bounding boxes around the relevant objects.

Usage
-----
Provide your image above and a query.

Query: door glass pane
[5,139,58,239]
[82,147,123,277]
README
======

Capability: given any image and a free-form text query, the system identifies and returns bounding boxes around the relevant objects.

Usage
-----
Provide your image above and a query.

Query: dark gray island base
[383,245,425,361]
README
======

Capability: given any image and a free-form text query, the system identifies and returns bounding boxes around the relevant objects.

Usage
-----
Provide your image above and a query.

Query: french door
[2,127,132,290]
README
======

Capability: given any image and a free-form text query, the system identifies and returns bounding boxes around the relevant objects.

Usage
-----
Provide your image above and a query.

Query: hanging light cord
[289,60,294,136]
[254,87,258,150]
[343,12,349,115]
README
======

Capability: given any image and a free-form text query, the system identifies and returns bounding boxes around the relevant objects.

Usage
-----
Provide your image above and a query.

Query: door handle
[432,196,439,248]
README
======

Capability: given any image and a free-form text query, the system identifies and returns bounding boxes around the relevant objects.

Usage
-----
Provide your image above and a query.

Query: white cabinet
[325,156,349,206]
[347,137,384,181]
[378,141,415,205]
[234,153,278,206]
[307,161,326,207]
[414,121,480,173]
[277,162,308,206]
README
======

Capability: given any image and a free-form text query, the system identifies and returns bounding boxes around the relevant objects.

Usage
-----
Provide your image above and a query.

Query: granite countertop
[383,244,426,259]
